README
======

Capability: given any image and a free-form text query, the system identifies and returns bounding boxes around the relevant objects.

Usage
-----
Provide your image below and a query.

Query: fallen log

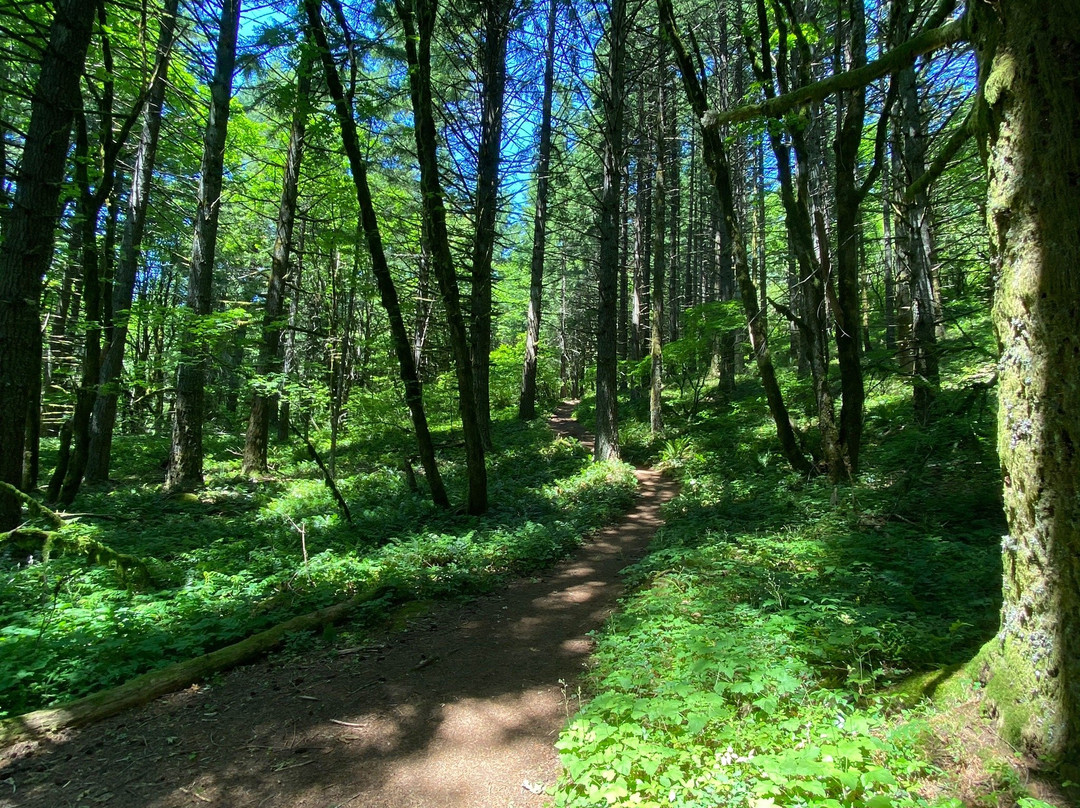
[0,527,155,587]
[0,582,395,748]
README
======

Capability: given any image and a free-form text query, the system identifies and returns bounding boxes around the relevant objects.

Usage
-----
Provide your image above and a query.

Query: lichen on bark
[972,0,1080,776]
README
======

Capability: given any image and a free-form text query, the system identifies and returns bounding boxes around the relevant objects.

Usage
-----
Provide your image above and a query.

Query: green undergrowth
[553,372,1033,806]
[0,411,636,717]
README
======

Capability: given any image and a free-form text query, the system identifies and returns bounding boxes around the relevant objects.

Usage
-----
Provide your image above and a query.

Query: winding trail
[1,403,677,808]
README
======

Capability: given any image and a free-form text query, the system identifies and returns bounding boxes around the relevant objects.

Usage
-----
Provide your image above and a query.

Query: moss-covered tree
[970,0,1080,776]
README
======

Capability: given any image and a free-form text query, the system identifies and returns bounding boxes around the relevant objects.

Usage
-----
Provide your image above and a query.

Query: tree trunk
[650,48,666,435]
[0,0,96,529]
[832,0,868,475]
[667,86,680,344]
[593,0,626,462]
[306,0,450,509]
[278,220,305,444]
[659,0,811,475]
[889,0,940,423]
[518,0,558,421]
[881,164,898,351]
[244,44,312,475]
[973,0,1080,776]
[165,0,241,493]
[58,7,132,506]
[631,82,652,369]
[751,0,838,478]
[469,0,512,449]
[54,110,105,507]
[395,0,487,513]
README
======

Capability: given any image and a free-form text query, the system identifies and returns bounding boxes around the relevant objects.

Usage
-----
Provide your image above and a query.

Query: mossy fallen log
[0,582,394,748]
[0,527,155,587]
[0,482,153,586]
[0,481,65,529]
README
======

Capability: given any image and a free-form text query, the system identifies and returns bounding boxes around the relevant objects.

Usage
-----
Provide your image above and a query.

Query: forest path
[1,403,677,808]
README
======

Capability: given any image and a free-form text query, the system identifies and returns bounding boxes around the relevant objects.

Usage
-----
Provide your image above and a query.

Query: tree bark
[832,0,868,475]
[889,0,940,424]
[650,45,666,435]
[395,0,487,513]
[469,0,512,448]
[631,83,652,369]
[972,0,1080,776]
[659,0,811,474]
[305,0,450,509]
[518,0,558,421]
[593,0,626,462]
[243,44,312,475]
[49,111,105,507]
[0,0,96,529]
[751,0,839,478]
[165,0,241,492]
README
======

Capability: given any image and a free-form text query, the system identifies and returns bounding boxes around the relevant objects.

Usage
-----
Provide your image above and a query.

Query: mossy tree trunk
[973,0,1080,776]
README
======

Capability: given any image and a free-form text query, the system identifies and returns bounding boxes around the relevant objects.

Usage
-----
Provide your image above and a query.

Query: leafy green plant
[0,411,636,718]
[552,347,1028,807]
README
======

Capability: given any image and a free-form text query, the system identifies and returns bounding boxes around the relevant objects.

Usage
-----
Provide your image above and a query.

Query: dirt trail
[1,404,677,808]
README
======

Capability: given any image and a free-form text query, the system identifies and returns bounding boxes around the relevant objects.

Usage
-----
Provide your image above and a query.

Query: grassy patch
[550,365,1059,806]
[0,411,636,717]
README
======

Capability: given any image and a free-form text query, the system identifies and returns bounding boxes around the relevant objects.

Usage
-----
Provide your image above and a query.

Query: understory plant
[0,412,636,717]
[552,365,1032,807]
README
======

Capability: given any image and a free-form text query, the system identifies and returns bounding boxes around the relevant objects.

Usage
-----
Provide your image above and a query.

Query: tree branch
[904,104,976,201]
[708,17,967,128]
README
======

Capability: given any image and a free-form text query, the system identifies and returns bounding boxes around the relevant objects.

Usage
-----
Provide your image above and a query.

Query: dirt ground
[0,404,677,807]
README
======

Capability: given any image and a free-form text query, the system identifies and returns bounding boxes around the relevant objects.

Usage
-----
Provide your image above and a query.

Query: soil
[0,403,677,808]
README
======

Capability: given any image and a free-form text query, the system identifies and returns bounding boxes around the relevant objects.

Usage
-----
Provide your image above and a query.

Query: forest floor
[0,403,677,808]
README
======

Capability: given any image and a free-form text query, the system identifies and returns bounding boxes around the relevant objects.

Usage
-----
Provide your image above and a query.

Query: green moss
[983,52,1016,107]
[969,637,1040,752]
[887,664,972,707]
[386,599,435,631]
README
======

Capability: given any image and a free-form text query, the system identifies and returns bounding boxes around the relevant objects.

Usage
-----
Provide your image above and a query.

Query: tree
[243,39,312,475]
[518,0,559,421]
[658,0,811,475]
[52,3,156,506]
[888,0,943,424]
[970,0,1080,776]
[831,0,872,475]
[85,0,181,484]
[304,0,450,509]
[593,0,627,462]
[0,0,96,529]
[747,0,843,479]
[670,0,1078,772]
[469,0,514,448]
[396,0,488,514]
[165,0,242,492]
[649,37,667,435]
